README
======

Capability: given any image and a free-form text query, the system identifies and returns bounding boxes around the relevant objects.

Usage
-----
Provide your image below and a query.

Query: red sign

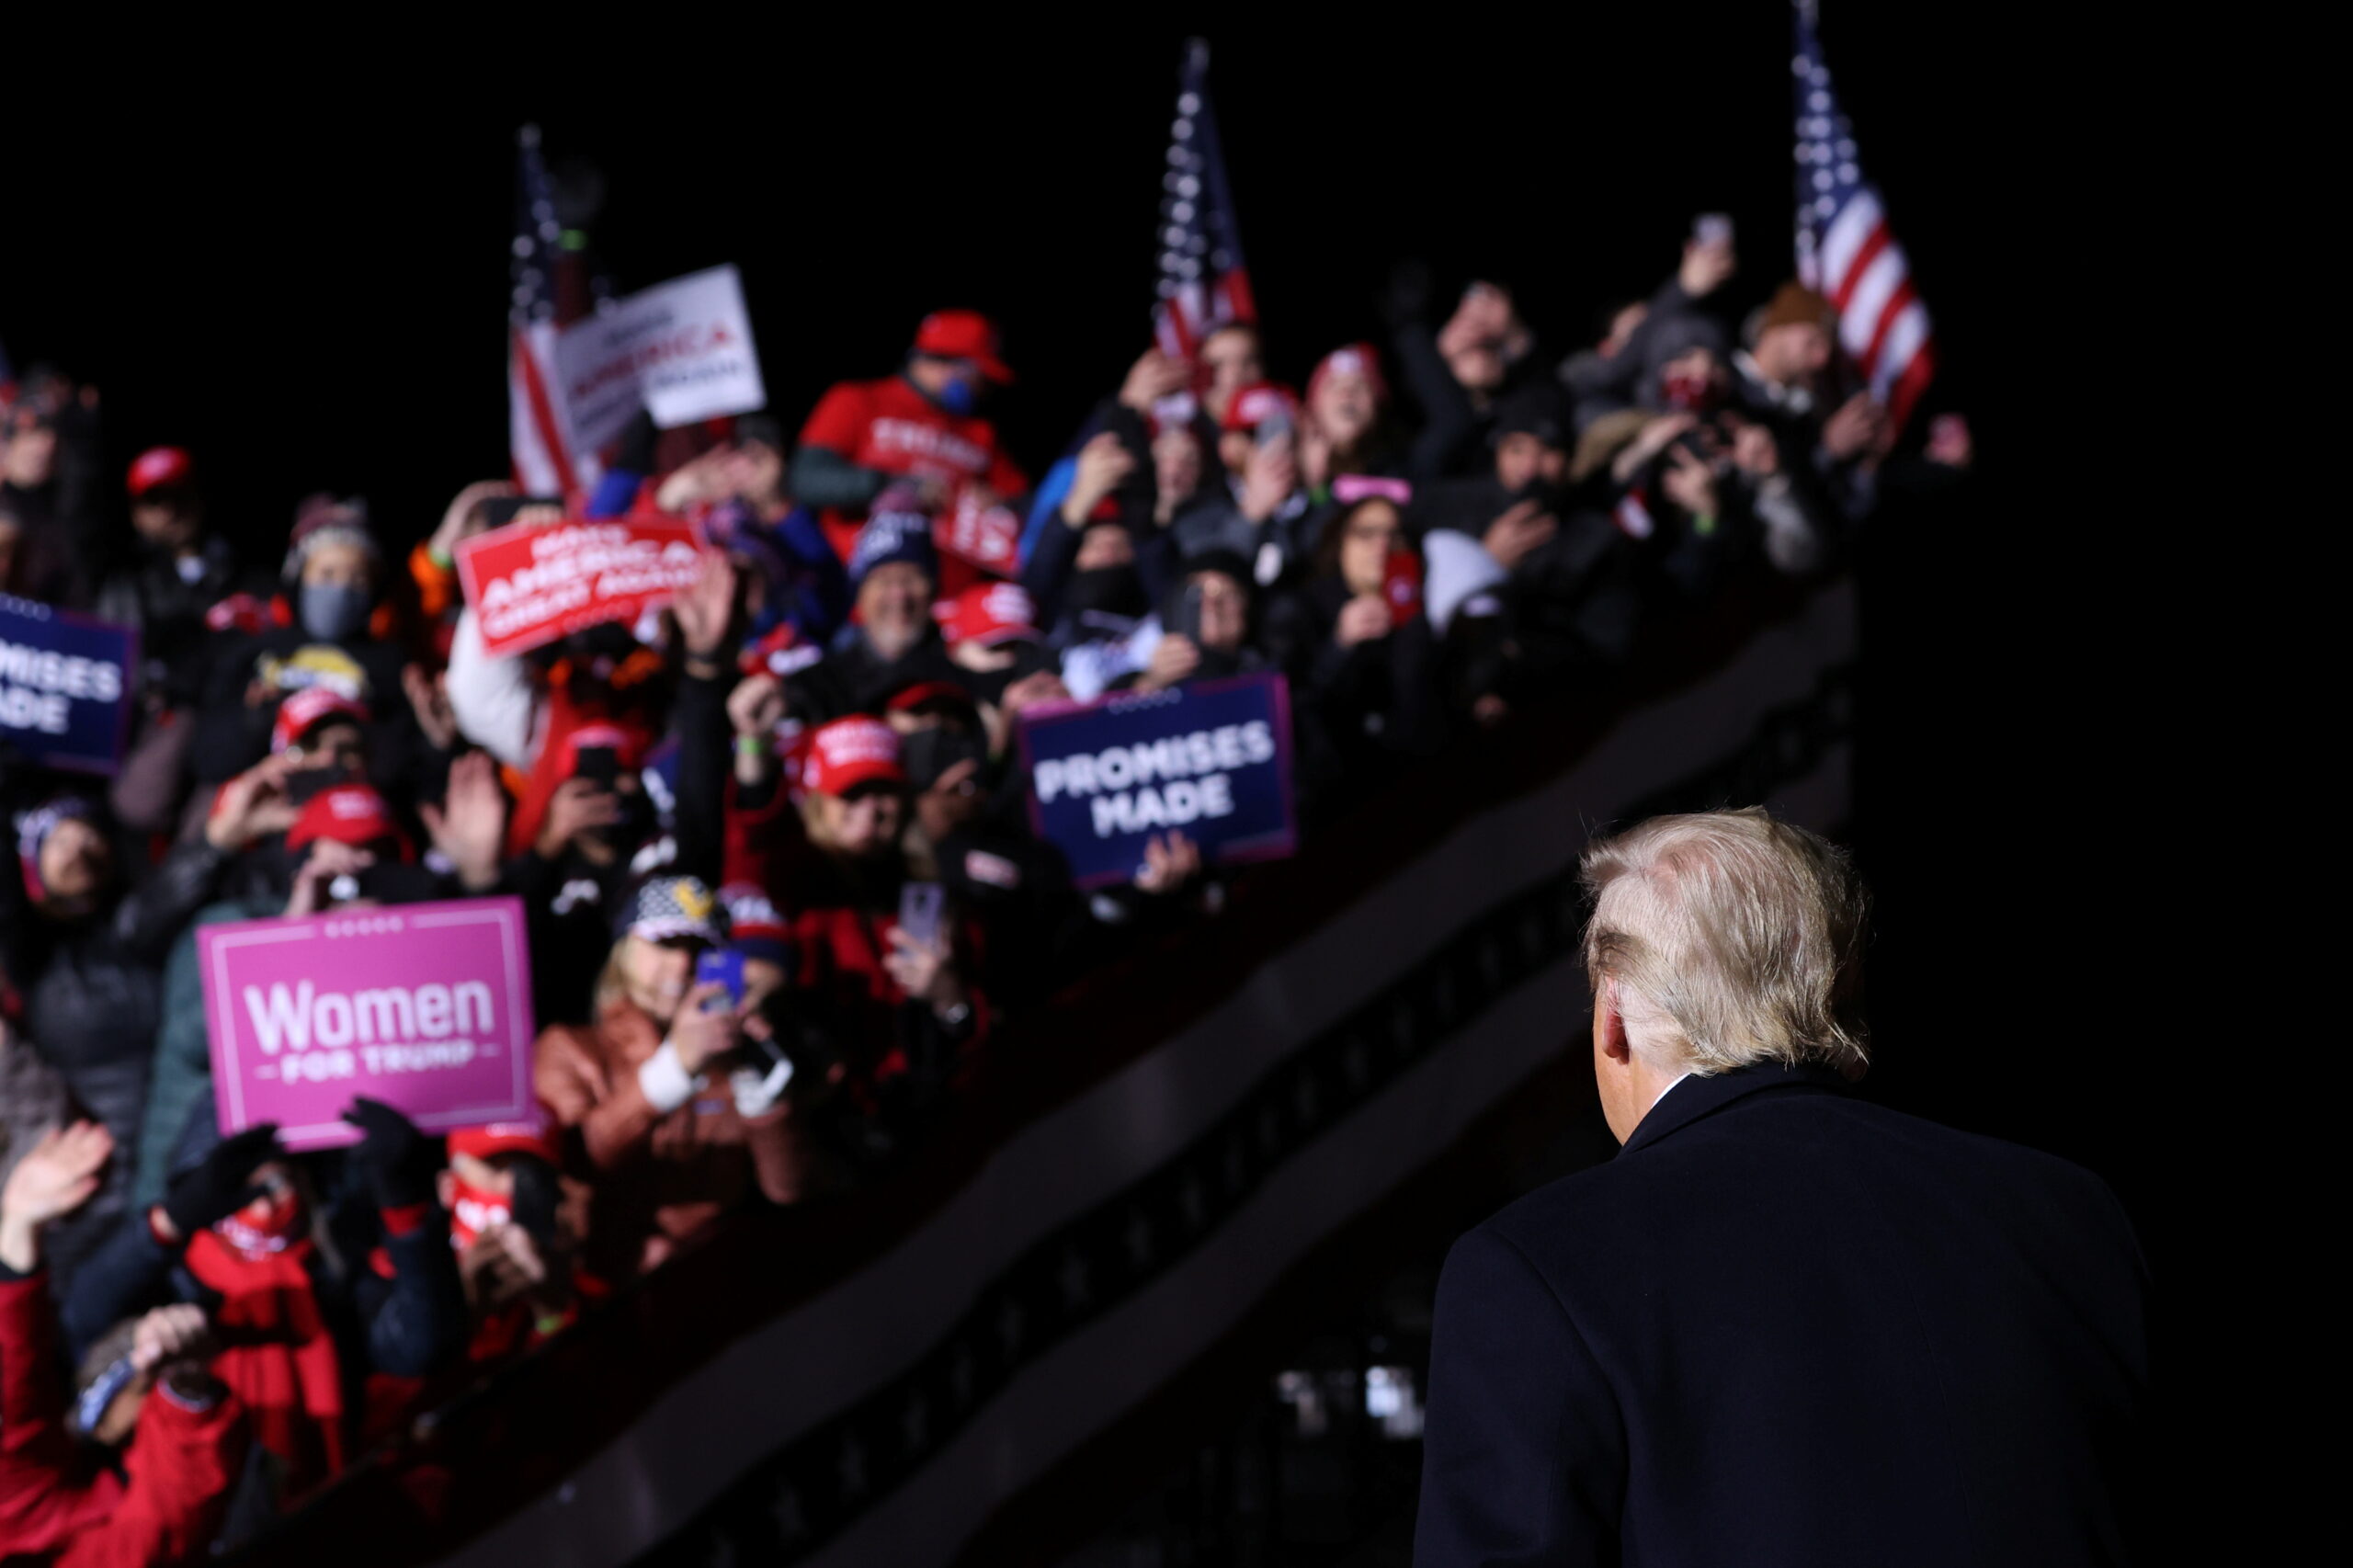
[457,517,708,659]
[934,492,1023,579]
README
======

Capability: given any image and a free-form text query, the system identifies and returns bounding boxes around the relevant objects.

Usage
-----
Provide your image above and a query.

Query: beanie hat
[1491,386,1569,449]
[720,882,792,969]
[282,494,381,580]
[617,875,729,945]
[848,487,940,588]
[16,796,98,896]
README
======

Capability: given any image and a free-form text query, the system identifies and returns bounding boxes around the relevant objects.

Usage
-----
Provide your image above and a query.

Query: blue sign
[1016,672,1298,889]
[0,596,139,775]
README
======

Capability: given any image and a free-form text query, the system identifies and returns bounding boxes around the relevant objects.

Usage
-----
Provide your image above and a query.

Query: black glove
[342,1097,438,1210]
[161,1124,281,1241]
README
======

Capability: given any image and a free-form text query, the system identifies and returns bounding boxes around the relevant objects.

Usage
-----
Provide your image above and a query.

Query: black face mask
[1063,566,1148,624]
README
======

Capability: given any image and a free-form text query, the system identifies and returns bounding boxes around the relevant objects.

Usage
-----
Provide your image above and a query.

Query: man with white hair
[1415,808,2150,1567]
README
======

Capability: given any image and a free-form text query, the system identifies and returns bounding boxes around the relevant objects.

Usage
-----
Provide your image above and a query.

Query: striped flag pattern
[1792,3,1937,434]
[1152,40,1256,364]
[509,125,583,501]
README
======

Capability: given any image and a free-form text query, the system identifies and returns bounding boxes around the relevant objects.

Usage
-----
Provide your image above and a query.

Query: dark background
[4,17,2175,1272]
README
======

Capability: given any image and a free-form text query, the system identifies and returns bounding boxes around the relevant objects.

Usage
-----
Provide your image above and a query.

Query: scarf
[184,1229,347,1497]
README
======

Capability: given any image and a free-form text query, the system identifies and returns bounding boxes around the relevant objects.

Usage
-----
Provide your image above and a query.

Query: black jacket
[1415,1064,2150,1568]
[3,837,235,1291]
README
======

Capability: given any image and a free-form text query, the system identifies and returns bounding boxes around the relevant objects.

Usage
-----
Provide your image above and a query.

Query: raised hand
[420,751,508,890]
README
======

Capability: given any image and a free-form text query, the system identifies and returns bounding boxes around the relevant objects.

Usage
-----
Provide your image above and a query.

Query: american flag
[1792,2,1937,434]
[509,125,583,501]
[1152,39,1256,364]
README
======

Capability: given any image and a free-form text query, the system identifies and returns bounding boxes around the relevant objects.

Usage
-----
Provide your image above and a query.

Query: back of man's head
[1581,807,1870,1077]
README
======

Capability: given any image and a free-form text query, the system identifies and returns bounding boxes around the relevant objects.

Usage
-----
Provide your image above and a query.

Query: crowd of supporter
[0,222,1969,1561]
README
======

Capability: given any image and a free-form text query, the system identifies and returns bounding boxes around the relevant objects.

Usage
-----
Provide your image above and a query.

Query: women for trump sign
[199,897,537,1151]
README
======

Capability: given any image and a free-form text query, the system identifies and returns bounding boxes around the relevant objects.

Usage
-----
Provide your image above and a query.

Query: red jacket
[0,1273,246,1568]
[796,374,1027,566]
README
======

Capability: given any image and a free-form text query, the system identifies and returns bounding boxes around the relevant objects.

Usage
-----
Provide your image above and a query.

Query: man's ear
[436,1168,456,1210]
[1595,976,1633,1067]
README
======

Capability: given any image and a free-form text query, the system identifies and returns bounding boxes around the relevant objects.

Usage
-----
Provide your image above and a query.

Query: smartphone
[572,744,620,789]
[286,762,357,807]
[508,1158,560,1249]
[695,948,746,1010]
[1177,582,1207,645]
[1254,405,1293,448]
[898,881,946,951]
[1381,549,1424,628]
[1694,213,1734,248]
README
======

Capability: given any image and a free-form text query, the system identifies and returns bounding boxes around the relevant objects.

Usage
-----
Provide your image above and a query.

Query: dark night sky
[5,20,2180,1267]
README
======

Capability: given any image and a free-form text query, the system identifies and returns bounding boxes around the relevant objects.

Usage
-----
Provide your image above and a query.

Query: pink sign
[199,897,537,1152]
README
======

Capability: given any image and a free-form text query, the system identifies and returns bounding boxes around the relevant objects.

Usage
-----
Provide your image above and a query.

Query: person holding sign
[532,876,807,1281]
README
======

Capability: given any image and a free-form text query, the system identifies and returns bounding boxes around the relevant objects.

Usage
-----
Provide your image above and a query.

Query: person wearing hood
[0,776,290,1294]
[1261,488,1447,822]
[60,1095,465,1517]
[789,311,1029,567]
[783,494,973,727]
[188,495,421,802]
[1,1121,250,1567]
[1120,547,1267,696]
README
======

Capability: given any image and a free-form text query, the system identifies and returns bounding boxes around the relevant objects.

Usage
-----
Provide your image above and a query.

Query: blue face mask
[936,376,979,416]
[299,582,372,642]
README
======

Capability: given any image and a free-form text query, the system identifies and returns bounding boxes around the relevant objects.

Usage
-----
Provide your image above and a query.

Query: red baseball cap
[802,717,905,797]
[940,581,1040,647]
[913,310,1014,384]
[1219,381,1299,436]
[287,783,408,856]
[555,722,646,776]
[448,1101,561,1165]
[272,687,370,755]
[127,446,195,499]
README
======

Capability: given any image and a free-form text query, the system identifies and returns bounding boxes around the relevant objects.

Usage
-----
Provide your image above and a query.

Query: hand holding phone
[897,881,946,952]
[695,948,746,1012]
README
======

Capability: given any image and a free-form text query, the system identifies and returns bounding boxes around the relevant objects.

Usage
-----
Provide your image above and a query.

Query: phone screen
[898,881,946,951]
[695,948,745,1010]
[573,745,620,789]
[1178,583,1207,645]
[1381,550,1424,627]
[1694,212,1734,247]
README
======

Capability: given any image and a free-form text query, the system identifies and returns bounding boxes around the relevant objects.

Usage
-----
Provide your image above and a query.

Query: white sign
[556,264,767,455]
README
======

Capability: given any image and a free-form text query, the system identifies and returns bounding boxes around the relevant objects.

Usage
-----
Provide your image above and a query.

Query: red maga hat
[913,310,1014,384]
[127,446,195,498]
[803,716,905,797]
